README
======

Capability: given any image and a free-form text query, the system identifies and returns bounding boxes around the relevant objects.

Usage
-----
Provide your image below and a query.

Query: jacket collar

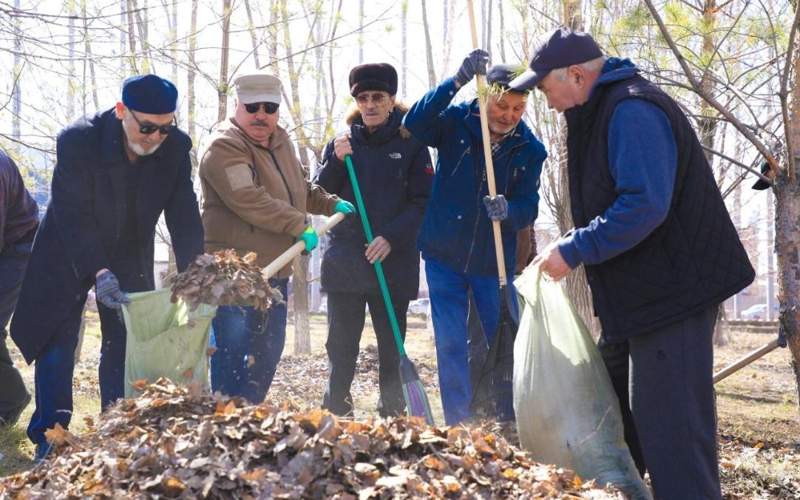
[350,108,404,145]
[227,118,289,152]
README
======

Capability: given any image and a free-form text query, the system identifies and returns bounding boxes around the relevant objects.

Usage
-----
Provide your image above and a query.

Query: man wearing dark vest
[11,75,204,461]
[512,28,754,498]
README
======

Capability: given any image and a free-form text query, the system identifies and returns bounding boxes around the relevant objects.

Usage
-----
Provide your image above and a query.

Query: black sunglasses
[129,110,175,136]
[244,102,279,114]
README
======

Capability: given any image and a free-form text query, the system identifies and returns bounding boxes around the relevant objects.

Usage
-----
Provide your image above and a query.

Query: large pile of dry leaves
[0,380,621,499]
[170,250,281,311]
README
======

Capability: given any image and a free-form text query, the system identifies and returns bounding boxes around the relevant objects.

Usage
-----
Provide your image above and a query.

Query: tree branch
[642,0,780,176]
[779,1,800,180]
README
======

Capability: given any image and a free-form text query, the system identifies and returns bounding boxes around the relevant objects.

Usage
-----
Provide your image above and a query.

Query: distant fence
[722,320,779,335]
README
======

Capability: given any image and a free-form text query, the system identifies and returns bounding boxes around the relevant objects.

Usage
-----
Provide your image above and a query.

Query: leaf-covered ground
[0,311,797,498]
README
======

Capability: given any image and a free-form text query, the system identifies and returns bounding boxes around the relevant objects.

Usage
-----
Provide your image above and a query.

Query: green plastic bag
[513,266,651,499]
[121,289,217,398]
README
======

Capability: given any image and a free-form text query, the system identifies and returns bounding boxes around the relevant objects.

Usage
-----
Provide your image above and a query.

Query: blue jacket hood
[590,57,639,95]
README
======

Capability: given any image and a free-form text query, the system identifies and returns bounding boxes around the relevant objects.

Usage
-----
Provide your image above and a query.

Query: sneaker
[0,392,31,428]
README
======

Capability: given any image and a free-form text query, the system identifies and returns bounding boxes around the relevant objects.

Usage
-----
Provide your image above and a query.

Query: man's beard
[127,138,162,156]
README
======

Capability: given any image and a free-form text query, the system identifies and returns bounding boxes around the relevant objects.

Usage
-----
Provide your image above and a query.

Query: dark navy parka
[11,108,203,363]
[315,107,433,300]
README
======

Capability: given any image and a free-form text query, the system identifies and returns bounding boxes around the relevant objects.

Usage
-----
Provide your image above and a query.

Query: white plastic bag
[513,266,651,499]
[122,289,217,398]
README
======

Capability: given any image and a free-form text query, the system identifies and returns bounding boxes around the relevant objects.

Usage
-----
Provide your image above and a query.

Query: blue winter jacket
[404,77,547,277]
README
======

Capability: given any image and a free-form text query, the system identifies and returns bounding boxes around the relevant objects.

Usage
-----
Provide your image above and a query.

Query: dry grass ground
[0,310,798,498]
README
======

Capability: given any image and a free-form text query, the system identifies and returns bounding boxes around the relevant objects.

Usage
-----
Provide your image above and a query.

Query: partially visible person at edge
[516,28,755,499]
[315,63,433,418]
[403,53,547,425]
[10,75,204,461]
[0,149,37,429]
[198,72,354,405]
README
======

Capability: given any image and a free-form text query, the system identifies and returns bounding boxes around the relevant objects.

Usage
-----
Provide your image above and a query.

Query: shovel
[261,212,346,280]
[344,154,435,425]
[466,0,518,420]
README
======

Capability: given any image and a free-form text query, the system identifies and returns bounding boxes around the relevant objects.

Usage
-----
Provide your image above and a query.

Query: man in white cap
[199,72,354,403]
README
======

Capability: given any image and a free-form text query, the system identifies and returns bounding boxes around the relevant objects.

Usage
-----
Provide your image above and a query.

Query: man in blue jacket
[10,75,204,461]
[404,53,547,425]
[517,28,754,499]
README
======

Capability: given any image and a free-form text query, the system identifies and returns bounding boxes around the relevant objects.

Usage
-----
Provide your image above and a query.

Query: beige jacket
[199,119,338,277]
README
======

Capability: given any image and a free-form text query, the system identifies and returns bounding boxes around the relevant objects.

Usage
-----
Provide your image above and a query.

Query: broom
[466,0,518,420]
[344,154,435,425]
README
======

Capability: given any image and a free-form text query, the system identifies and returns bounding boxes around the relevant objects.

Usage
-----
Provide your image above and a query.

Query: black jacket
[566,72,754,340]
[11,108,203,363]
[315,106,432,300]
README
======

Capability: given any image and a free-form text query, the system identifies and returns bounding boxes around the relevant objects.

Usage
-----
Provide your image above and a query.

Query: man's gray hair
[552,56,606,80]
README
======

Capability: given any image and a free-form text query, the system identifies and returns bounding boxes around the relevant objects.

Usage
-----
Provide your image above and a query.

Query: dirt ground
[1,310,798,498]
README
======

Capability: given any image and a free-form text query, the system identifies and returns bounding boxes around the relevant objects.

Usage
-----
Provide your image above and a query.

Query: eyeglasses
[355,92,388,105]
[129,110,175,136]
[244,102,279,114]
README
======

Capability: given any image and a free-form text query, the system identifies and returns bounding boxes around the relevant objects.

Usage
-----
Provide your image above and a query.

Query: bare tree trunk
[442,0,455,74]
[67,0,76,122]
[187,0,199,150]
[217,0,232,122]
[244,0,262,68]
[486,0,492,62]
[126,0,138,73]
[277,0,312,353]
[766,189,776,321]
[358,0,365,64]
[82,0,99,112]
[498,0,506,62]
[401,0,408,98]
[420,0,436,87]
[12,0,22,140]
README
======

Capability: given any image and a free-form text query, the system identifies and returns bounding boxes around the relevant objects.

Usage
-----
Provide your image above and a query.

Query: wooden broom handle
[466,0,508,286]
[261,212,345,280]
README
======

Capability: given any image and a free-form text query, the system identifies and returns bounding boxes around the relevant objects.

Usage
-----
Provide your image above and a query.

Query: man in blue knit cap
[516,28,754,499]
[11,74,204,461]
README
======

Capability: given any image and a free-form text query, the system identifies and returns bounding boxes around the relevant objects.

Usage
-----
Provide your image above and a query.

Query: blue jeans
[210,278,288,403]
[425,258,517,425]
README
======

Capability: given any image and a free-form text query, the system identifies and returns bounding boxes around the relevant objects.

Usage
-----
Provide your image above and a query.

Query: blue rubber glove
[455,49,490,86]
[298,225,318,252]
[483,194,508,221]
[335,199,356,215]
[95,270,130,310]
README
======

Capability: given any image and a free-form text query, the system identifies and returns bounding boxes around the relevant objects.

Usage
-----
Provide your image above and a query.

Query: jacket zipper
[463,141,527,274]
[265,149,295,208]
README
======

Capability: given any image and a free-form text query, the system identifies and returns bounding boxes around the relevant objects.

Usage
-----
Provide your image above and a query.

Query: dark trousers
[0,242,33,420]
[602,306,721,500]
[27,260,147,446]
[210,278,288,404]
[322,292,408,417]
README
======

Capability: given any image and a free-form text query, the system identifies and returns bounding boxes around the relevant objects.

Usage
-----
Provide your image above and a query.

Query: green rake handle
[344,155,407,358]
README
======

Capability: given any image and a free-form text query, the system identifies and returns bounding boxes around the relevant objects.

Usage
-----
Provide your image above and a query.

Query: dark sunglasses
[244,102,279,114]
[129,110,175,136]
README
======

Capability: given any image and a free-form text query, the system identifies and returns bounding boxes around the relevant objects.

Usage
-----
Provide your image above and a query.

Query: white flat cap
[233,72,282,104]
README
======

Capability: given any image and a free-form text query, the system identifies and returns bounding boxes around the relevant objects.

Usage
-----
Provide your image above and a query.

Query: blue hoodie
[558,58,678,268]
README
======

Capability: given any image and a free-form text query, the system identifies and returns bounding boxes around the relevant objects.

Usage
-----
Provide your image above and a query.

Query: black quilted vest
[565,74,755,340]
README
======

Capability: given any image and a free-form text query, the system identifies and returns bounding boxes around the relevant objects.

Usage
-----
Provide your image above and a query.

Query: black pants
[0,242,32,420]
[601,306,721,500]
[322,292,408,417]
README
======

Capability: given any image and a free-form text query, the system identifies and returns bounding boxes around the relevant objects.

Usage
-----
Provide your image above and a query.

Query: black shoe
[0,392,31,427]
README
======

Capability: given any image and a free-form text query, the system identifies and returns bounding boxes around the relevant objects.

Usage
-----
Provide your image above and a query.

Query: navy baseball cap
[486,64,525,90]
[509,27,604,91]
